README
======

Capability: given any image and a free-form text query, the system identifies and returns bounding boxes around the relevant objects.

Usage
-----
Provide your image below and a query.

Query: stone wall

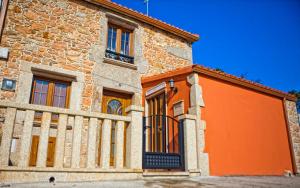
[142,25,192,76]
[285,100,300,174]
[1,0,102,110]
[0,0,193,110]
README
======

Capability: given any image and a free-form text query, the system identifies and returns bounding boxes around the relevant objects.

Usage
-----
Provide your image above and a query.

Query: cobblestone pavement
[2,176,300,188]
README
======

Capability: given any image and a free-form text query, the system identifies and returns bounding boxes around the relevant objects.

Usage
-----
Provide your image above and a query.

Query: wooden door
[147,92,166,152]
[101,90,132,166]
[29,136,56,167]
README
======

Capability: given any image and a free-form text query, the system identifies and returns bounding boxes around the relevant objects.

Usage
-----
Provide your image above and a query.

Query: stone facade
[285,100,300,173]
[0,0,193,110]
[0,0,200,183]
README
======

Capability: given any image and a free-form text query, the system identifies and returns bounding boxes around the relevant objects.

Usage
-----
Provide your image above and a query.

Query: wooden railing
[0,101,133,170]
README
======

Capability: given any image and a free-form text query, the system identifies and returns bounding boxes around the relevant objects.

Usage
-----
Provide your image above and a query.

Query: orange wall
[142,73,191,118]
[200,75,293,176]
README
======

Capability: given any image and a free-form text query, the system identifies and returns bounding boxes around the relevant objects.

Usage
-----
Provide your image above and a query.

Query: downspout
[282,97,297,174]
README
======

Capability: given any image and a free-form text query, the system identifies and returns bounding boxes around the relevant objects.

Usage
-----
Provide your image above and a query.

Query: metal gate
[142,115,185,170]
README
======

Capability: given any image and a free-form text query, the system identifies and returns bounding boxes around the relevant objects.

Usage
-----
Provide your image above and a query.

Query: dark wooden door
[147,92,166,152]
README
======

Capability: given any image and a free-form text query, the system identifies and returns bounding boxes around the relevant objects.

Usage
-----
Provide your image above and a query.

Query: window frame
[107,23,134,57]
[30,76,71,108]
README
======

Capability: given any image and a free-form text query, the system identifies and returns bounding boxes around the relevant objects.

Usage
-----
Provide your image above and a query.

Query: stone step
[143,171,190,178]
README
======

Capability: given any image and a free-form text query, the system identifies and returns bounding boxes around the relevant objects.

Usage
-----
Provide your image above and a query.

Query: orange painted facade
[200,75,293,175]
[142,65,294,176]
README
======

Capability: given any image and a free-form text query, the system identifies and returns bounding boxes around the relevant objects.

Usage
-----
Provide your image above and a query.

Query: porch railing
[0,101,132,170]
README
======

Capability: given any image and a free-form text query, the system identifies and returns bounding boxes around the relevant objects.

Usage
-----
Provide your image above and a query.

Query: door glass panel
[107,99,122,115]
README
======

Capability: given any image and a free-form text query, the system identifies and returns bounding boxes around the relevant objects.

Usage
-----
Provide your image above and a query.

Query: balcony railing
[105,49,134,64]
[0,101,132,170]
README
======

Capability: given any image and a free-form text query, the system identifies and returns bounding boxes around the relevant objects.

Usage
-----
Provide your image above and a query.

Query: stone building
[0,0,299,183]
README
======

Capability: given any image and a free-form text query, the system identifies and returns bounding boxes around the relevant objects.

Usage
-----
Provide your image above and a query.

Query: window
[30,77,71,122]
[105,24,134,64]
[30,77,70,108]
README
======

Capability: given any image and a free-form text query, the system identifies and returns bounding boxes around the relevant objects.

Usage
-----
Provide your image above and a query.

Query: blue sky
[113,0,300,92]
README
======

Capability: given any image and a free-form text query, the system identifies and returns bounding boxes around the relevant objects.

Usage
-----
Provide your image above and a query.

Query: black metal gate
[142,115,185,170]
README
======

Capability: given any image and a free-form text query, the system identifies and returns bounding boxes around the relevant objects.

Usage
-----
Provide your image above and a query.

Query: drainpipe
[282,97,297,174]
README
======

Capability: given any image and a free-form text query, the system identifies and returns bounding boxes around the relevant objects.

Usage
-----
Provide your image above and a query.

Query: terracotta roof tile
[86,0,199,42]
[142,64,297,101]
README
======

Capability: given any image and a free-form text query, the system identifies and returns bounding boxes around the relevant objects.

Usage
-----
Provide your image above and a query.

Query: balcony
[105,49,134,64]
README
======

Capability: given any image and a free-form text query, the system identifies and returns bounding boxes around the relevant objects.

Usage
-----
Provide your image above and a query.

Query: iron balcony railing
[105,49,134,64]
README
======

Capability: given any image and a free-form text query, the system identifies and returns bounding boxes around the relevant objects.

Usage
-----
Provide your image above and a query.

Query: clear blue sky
[113,0,300,92]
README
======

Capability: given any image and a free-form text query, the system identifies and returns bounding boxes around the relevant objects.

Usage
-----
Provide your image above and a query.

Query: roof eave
[85,0,199,43]
[192,65,297,102]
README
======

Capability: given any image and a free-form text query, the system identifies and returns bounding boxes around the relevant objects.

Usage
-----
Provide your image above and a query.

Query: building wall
[0,0,193,169]
[142,72,191,117]
[199,75,294,175]
[0,0,192,110]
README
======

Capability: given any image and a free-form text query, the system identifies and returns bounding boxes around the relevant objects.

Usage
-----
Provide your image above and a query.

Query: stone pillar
[285,100,300,173]
[115,120,125,169]
[18,110,35,167]
[54,114,68,168]
[179,114,198,171]
[187,73,209,176]
[125,105,144,169]
[87,118,98,168]
[36,112,51,167]
[100,119,112,169]
[0,108,16,167]
[71,115,83,168]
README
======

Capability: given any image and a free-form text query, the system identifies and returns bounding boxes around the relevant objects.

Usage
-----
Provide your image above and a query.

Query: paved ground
[2,176,300,188]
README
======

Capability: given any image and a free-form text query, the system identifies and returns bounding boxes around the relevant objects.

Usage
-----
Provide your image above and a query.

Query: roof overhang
[192,65,297,101]
[84,0,199,43]
[142,65,297,102]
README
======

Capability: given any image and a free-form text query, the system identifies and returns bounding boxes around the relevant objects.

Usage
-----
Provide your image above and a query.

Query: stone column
[100,119,112,169]
[71,115,83,168]
[179,114,198,171]
[125,105,144,169]
[187,73,209,176]
[36,112,51,167]
[18,110,35,167]
[0,108,16,167]
[87,118,98,168]
[54,114,68,168]
[285,100,300,173]
[115,120,125,169]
